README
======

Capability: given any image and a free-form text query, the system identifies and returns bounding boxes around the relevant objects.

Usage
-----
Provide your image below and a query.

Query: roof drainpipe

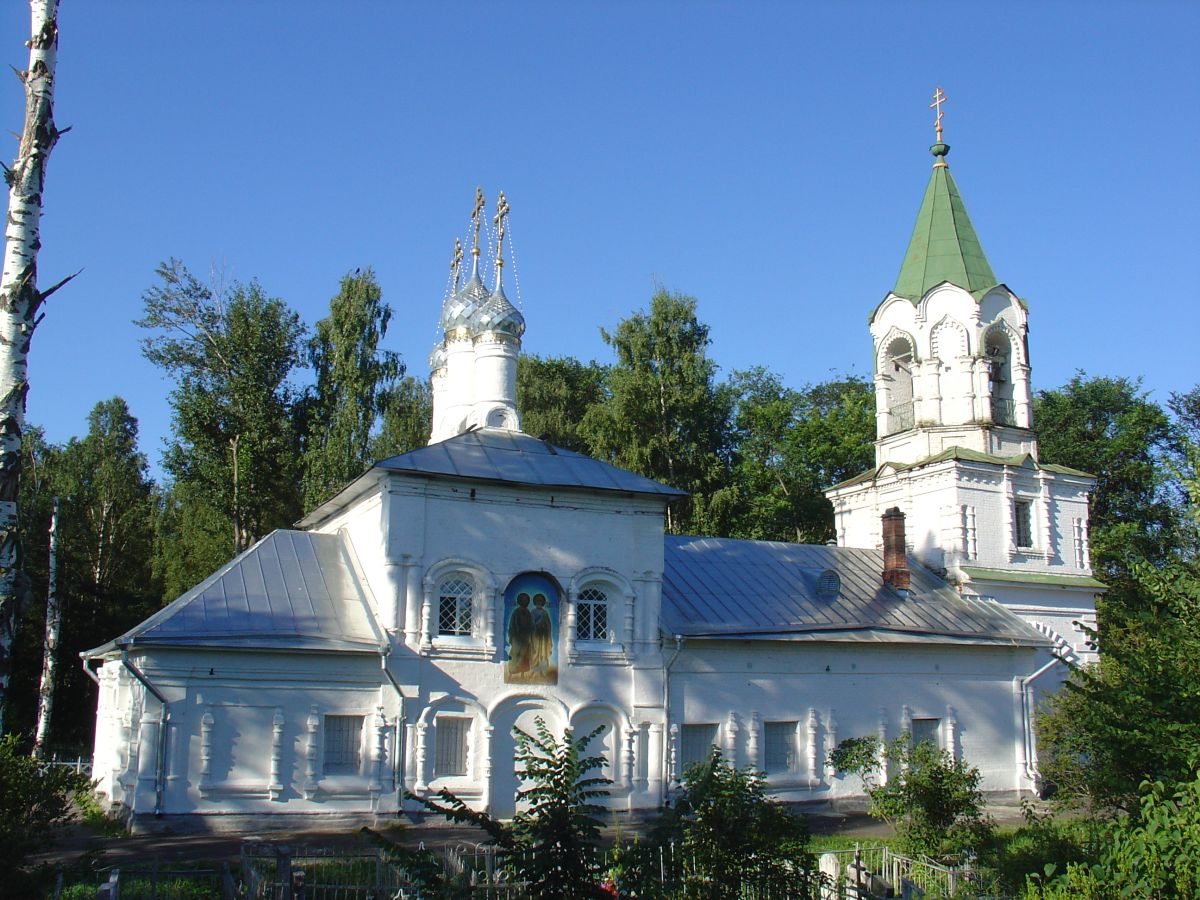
[120,649,169,818]
[881,507,911,596]
[662,634,685,801]
[380,646,406,812]
[1020,654,1065,785]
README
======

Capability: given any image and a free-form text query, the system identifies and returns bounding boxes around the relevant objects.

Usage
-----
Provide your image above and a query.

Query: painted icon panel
[503,572,559,684]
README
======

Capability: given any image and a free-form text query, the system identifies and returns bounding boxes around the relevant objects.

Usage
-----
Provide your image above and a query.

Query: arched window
[879,332,916,435]
[984,329,1015,425]
[576,586,609,642]
[438,576,474,636]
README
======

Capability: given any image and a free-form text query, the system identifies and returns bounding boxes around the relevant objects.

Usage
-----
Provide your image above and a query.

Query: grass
[75,789,127,837]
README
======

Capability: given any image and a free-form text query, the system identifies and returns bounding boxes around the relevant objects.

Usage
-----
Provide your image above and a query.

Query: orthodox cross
[492,191,510,285]
[449,237,463,292]
[930,86,947,142]
[470,186,485,260]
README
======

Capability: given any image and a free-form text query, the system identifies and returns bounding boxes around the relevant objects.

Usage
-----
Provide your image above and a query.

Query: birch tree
[0,0,71,735]
[139,260,305,591]
[301,268,401,512]
[31,497,56,757]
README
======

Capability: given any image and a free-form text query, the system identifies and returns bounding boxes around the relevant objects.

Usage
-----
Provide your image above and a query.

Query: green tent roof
[893,144,997,301]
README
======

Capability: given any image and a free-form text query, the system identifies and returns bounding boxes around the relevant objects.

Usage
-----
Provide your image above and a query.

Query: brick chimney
[881,507,910,592]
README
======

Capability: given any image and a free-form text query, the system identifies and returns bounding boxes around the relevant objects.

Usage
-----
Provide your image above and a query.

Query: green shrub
[0,733,91,869]
[830,733,992,859]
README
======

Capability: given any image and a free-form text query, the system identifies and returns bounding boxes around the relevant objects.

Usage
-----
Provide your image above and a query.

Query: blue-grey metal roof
[89,531,384,655]
[662,536,1051,646]
[375,428,687,498]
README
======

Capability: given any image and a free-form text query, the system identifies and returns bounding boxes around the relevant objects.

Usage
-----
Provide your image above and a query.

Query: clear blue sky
[5,1,1198,477]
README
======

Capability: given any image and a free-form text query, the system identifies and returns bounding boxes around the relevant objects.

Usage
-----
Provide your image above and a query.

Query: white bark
[32,496,58,756]
[0,0,67,735]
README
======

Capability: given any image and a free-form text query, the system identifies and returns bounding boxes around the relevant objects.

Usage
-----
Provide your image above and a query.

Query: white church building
[84,140,1102,832]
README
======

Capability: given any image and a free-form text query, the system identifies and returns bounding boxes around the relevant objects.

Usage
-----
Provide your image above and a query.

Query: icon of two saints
[503,572,558,685]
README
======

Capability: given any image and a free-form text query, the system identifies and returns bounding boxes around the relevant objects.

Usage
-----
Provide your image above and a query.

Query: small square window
[680,723,719,771]
[434,717,469,777]
[764,721,798,773]
[1014,501,1033,548]
[323,715,363,775]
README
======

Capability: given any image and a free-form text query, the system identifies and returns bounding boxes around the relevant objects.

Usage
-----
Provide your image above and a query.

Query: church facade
[84,139,1100,832]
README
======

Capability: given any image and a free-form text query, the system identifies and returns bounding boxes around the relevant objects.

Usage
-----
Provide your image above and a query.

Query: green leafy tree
[0,732,89,871]
[724,369,874,542]
[831,733,992,858]
[517,355,608,453]
[580,289,733,534]
[1034,374,1180,596]
[301,268,402,511]
[1023,768,1200,899]
[138,259,305,594]
[1037,561,1200,815]
[647,748,814,897]
[369,376,432,460]
[408,717,611,898]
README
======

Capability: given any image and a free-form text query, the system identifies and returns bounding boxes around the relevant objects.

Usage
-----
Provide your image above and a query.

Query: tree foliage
[580,290,732,534]
[1034,374,1180,596]
[138,259,305,585]
[0,732,89,870]
[1037,561,1200,815]
[408,717,611,898]
[648,748,814,897]
[831,733,992,858]
[722,368,874,542]
[301,268,401,511]
[517,354,608,453]
[370,375,433,460]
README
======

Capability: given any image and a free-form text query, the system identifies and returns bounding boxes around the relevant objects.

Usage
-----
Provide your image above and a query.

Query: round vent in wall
[817,570,841,600]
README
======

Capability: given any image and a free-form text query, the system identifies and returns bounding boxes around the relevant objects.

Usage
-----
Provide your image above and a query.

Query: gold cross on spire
[470,186,485,260]
[449,237,463,292]
[492,191,510,288]
[930,86,948,143]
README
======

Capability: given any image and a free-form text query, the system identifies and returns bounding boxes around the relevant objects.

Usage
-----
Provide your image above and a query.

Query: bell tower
[826,91,1100,664]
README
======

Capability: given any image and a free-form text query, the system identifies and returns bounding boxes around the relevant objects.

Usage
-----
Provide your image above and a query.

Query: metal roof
[662,536,1051,646]
[375,428,687,498]
[86,531,384,655]
[891,144,997,302]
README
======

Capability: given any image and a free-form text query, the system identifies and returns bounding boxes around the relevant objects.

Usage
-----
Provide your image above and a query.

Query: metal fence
[41,753,93,777]
[240,842,425,900]
[821,844,983,899]
[886,401,915,435]
[991,397,1016,426]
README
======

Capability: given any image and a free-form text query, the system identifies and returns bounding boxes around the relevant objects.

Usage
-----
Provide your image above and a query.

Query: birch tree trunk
[0,0,68,735]
[32,497,58,756]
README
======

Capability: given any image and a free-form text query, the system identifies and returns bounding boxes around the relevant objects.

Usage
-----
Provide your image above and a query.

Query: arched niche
[983,325,1016,425]
[877,329,917,436]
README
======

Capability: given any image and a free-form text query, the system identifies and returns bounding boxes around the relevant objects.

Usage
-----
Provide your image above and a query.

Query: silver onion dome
[428,341,447,372]
[439,270,490,334]
[472,283,525,338]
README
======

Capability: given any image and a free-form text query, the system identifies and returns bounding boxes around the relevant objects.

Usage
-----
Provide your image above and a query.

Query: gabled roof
[374,428,687,498]
[892,144,998,302]
[84,531,384,656]
[828,446,1095,491]
[661,536,1050,647]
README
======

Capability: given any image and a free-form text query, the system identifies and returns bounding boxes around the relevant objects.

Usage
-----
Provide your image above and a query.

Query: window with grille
[764,721,798,773]
[680,723,719,771]
[434,717,469,777]
[576,587,609,641]
[323,715,363,775]
[911,717,941,748]
[1014,501,1033,548]
[438,577,474,636]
